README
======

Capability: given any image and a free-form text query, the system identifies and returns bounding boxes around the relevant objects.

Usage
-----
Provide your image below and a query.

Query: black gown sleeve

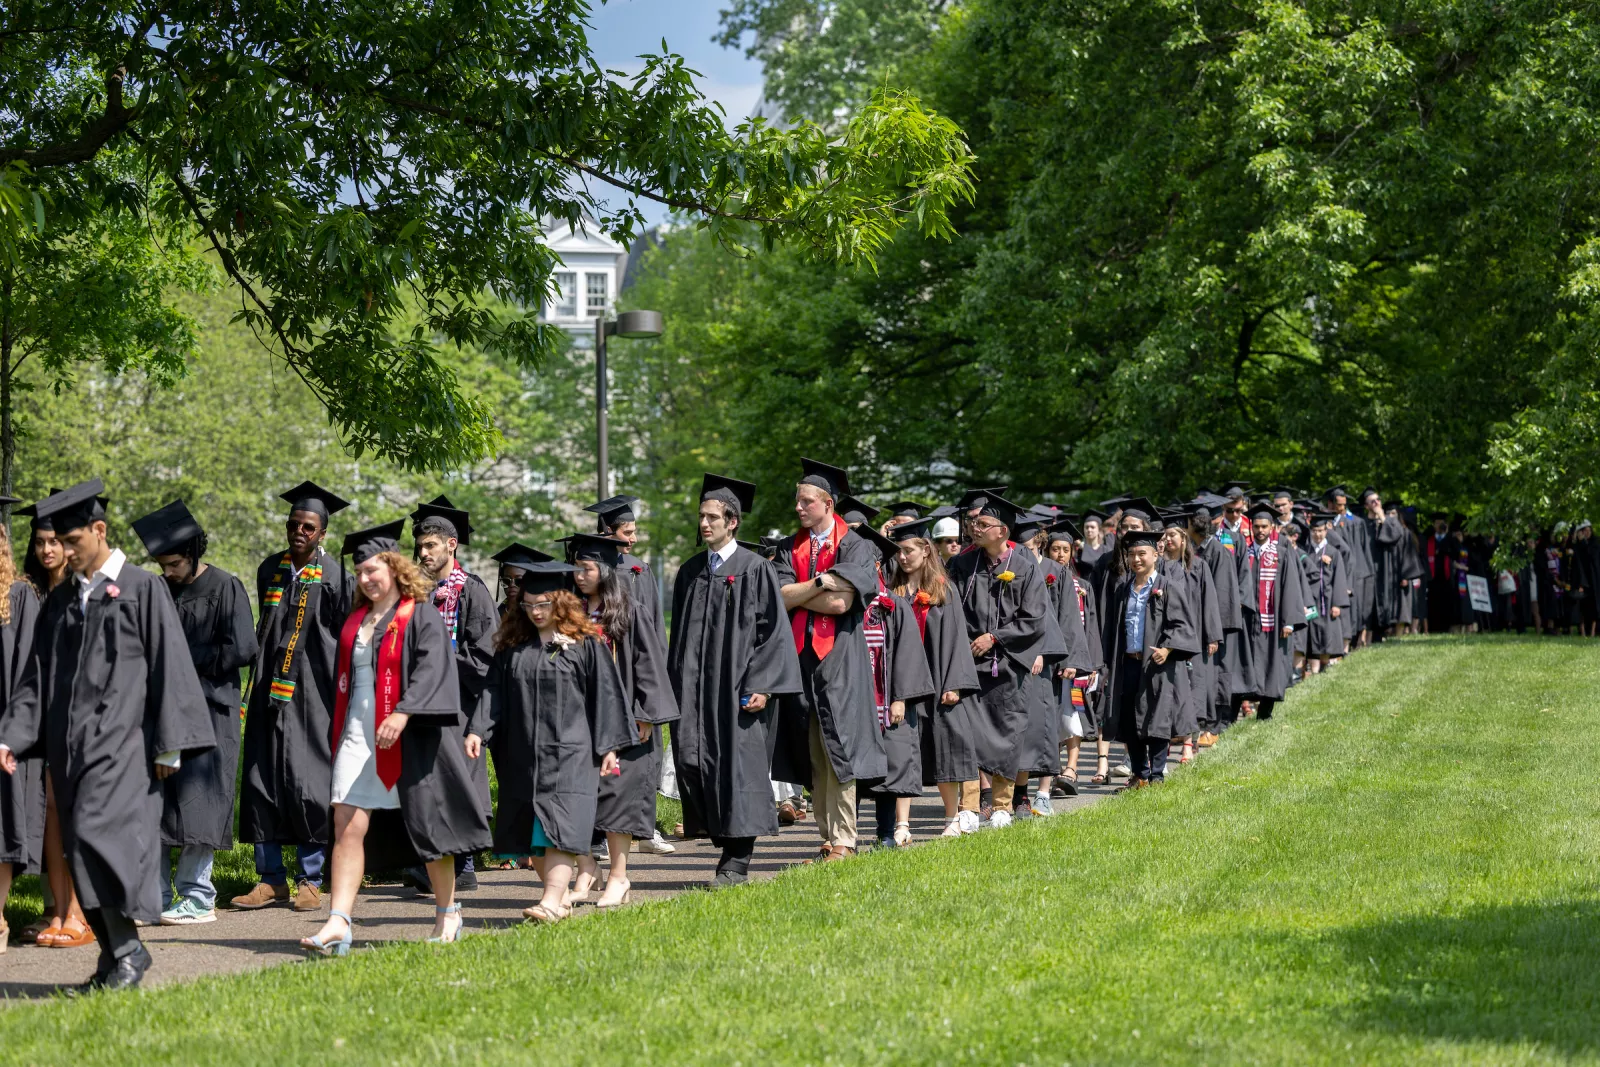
[933,596,981,695]
[741,558,804,698]
[216,571,260,675]
[141,571,217,758]
[888,594,936,703]
[626,574,678,725]
[584,635,637,757]
[393,600,464,725]
[1153,562,1202,659]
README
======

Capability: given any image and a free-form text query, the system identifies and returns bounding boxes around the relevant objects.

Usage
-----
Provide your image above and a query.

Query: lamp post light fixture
[595,309,664,500]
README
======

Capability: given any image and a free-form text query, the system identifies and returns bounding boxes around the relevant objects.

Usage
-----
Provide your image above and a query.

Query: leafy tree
[0,1,974,471]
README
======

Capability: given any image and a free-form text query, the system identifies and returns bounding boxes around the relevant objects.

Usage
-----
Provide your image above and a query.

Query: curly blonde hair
[0,526,14,625]
[352,550,433,611]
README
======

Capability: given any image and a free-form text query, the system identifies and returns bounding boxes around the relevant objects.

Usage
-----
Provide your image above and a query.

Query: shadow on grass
[1328,898,1600,1054]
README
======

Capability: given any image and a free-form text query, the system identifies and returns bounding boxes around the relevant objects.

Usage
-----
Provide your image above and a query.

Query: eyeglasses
[972,521,1006,533]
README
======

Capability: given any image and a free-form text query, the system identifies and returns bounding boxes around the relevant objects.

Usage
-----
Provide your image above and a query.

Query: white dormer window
[552,272,578,319]
[586,272,610,318]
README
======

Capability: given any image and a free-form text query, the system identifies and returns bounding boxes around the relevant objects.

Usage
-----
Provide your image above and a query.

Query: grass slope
[3,635,1598,1065]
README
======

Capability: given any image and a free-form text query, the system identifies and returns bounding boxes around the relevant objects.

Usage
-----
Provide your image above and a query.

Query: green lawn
[3,635,1598,1065]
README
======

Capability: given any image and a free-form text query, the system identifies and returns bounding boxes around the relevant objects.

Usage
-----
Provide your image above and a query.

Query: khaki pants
[959,778,1013,812]
[808,714,857,849]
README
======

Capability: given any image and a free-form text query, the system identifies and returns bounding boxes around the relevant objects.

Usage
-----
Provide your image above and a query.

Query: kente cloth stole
[434,560,468,647]
[790,513,849,659]
[1250,539,1279,633]
[269,552,324,703]
[332,599,417,789]
[1455,547,1471,597]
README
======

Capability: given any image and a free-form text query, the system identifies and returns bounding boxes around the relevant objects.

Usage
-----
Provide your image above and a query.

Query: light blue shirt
[1124,574,1156,652]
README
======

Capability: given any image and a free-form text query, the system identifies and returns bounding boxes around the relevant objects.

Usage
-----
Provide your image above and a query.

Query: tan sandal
[521,902,570,923]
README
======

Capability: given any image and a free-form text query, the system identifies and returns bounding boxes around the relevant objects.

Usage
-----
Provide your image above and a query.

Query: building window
[586,272,610,318]
[549,272,577,319]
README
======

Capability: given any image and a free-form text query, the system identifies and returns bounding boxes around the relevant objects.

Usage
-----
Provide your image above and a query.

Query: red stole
[790,513,849,659]
[332,599,417,789]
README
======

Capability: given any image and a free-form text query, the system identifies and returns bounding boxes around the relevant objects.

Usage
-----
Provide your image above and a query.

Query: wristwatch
[813,575,826,589]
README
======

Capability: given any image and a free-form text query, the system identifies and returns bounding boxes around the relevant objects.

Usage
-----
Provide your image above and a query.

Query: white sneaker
[957,810,981,834]
[635,830,676,855]
[986,809,1012,830]
[1111,762,1133,779]
[1031,795,1054,817]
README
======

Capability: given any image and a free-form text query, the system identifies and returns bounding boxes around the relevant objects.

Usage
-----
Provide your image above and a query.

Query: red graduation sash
[332,598,417,789]
[790,513,849,660]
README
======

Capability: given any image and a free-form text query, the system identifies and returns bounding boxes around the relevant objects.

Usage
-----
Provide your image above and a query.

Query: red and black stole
[332,598,418,789]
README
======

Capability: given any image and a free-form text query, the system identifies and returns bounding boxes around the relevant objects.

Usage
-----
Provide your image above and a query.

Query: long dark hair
[582,560,633,641]
[23,521,63,596]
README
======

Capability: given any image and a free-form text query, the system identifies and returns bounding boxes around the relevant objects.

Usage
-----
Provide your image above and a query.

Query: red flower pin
[1045,572,1057,586]
[105,583,120,599]
[725,575,736,586]
[874,593,896,612]
[913,590,932,607]
[631,564,643,574]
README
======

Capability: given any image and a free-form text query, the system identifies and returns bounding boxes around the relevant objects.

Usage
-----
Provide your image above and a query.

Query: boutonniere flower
[913,590,932,607]
[549,632,576,652]
[630,564,643,575]
[105,583,120,599]
[996,571,1016,583]
[1044,572,1057,586]
[874,593,896,612]
[1151,585,1164,598]
[725,575,736,586]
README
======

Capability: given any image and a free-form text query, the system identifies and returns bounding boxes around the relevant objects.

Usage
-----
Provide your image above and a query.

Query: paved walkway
[0,752,1130,1000]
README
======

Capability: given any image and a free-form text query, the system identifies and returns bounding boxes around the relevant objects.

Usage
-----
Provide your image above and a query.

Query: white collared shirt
[76,547,126,613]
[707,539,740,572]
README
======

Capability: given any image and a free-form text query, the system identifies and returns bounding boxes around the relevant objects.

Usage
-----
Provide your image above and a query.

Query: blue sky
[586,0,766,226]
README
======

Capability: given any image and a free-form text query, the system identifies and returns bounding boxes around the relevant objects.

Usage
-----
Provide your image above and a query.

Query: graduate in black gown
[299,521,491,955]
[1186,496,1240,748]
[1359,489,1407,637]
[1423,513,1463,634]
[851,523,936,848]
[0,480,214,991]
[1301,512,1350,673]
[946,492,1056,828]
[886,517,982,835]
[1325,486,1374,650]
[557,532,675,907]
[1236,502,1308,719]
[1012,507,1085,816]
[1098,530,1200,785]
[478,558,633,920]
[771,459,883,860]
[0,506,40,946]
[234,482,355,912]
[130,500,259,926]
[667,475,803,886]
[1159,511,1219,766]
[406,496,498,894]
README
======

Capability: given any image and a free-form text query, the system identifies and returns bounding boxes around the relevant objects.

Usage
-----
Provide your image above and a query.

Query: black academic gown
[1423,533,1461,632]
[1068,573,1107,741]
[1195,536,1241,722]
[772,529,885,787]
[239,549,354,848]
[481,632,635,857]
[947,545,1056,778]
[871,590,937,796]
[1014,557,1082,777]
[1215,522,1255,700]
[162,565,258,849]
[447,570,499,822]
[1100,561,1201,743]
[356,600,493,869]
[1177,556,1222,737]
[1366,514,1406,631]
[911,593,982,785]
[1331,513,1374,634]
[0,563,213,924]
[592,564,676,840]
[0,581,40,871]
[1238,536,1308,700]
[668,544,803,839]
[1302,540,1350,657]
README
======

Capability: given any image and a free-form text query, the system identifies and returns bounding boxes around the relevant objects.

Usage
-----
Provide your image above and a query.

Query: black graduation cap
[957,486,1008,511]
[491,542,555,571]
[1047,517,1082,543]
[1271,486,1298,501]
[928,505,960,520]
[1157,507,1188,529]
[852,522,901,563]
[1220,481,1251,500]
[836,496,880,525]
[889,516,937,542]
[517,561,578,597]
[341,518,407,565]
[1118,497,1160,523]
[1358,486,1381,503]
[1285,519,1309,543]
[1080,507,1110,525]
[28,479,109,534]
[1119,530,1162,549]
[555,532,626,568]
[700,473,756,516]
[1098,494,1136,511]
[1245,501,1280,522]
[584,494,640,531]
[1309,510,1337,526]
[1294,497,1320,512]
[0,494,19,508]
[410,497,472,545]
[131,499,205,557]
[972,492,1025,530]
[758,535,786,560]
[15,488,65,521]
[798,458,850,501]
[1321,484,1350,501]
[884,500,928,519]
[280,480,351,521]
[735,538,766,557]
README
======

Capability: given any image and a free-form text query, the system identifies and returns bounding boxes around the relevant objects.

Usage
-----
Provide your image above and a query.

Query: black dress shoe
[708,870,749,889]
[402,865,432,896]
[100,946,152,991]
[454,869,479,892]
[65,971,108,998]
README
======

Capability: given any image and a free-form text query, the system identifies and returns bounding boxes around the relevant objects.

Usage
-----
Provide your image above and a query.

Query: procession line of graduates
[0,470,1559,991]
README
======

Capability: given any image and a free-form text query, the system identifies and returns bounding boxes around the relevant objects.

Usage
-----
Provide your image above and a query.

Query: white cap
[932,517,961,540]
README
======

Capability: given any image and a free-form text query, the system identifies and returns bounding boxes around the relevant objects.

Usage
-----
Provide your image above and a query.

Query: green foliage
[4,637,1599,1065]
[1,1,974,471]
[636,0,1600,527]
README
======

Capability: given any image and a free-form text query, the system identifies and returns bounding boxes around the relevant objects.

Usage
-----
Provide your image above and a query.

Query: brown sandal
[42,918,96,949]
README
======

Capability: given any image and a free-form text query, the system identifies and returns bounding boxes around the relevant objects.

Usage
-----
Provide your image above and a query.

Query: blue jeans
[254,842,326,888]
[163,845,217,910]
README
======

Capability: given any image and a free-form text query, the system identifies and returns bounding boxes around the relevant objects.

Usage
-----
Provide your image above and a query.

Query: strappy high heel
[426,902,463,944]
[595,879,632,910]
[893,821,912,847]
[300,910,353,957]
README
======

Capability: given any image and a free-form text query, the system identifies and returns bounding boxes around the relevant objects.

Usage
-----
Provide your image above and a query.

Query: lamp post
[595,309,664,501]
